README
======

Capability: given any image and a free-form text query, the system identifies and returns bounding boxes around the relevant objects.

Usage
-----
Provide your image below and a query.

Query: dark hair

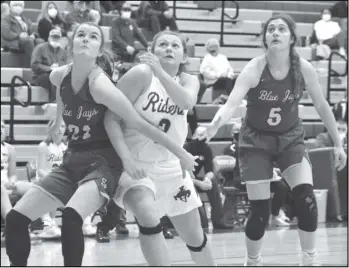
[150,30,188,74]
[261,13,303,98]
[68,22,114,77]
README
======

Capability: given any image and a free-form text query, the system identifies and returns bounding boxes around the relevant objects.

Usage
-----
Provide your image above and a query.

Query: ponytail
[290,48,303,98]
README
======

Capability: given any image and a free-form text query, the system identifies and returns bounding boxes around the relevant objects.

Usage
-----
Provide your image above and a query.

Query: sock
[139,233,171,265]
[188,234,216,266]
[245,235,263,259]
[298,229,316,254]
[5,210,32,266]
[61,207,84,266]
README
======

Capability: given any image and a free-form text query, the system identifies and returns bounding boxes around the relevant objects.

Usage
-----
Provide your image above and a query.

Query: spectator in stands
[37,1,67,43]
[1,1,42,60]
[311,8,346,59]
[184,125,233,230]
[1,119,17,221]
[64,1,91,34]
[1,2,9,17]
[88,8,102,26]
[330,1,348,54]
[315,117,347,148]
[333,95,348,123]
[137,1,179,36]
[31,29,68,103]
[111,1,149,62]
[200,38,237,97]
[100,1,125,15]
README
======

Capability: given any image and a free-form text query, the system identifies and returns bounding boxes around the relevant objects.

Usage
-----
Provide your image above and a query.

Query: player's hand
[334,146,347,171]
[4,181,15,190]
[196,180,212,191]
[196,116,222,143]
[139,52,163,76]
[179,151,199,179]
[123,156,147,180]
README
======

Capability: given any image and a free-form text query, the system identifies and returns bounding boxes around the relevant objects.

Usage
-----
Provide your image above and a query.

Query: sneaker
[83,224,97,236]
[300,251,321,266]
[163,230,174,239]
[116,224,129,235]
[39,225,61,239]
[270,215,290,227]
[96,227,110,243]
[279,209,290,222]
[244,255,262,266]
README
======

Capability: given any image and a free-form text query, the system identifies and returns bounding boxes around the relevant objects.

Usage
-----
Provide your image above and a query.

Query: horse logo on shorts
[174,186,191,202]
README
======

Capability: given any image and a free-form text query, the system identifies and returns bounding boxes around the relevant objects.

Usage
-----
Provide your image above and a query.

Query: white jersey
[122,74,188,164]
[36,142,67,179]
[1,142,10,184]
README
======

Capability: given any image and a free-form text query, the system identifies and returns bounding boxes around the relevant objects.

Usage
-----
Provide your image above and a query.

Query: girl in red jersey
[198,13,346,266]
[5,22,197,267]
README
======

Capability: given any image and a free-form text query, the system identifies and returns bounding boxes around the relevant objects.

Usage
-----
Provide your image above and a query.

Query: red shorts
[238,119,311,183]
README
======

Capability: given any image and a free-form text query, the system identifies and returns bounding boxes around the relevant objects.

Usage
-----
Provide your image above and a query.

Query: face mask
[11,6,23,15]
[322,14,331,21]
[48,8,57,18]
[121,11,131,19]
[50,41,60,48]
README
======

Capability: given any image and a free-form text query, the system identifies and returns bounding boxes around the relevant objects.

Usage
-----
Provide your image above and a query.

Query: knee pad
[138,222,163,235]
[6,209,31,229]
[187,231,208,252]
[292,184,318,232]
[61,207,83,228]
[245,199,270,241]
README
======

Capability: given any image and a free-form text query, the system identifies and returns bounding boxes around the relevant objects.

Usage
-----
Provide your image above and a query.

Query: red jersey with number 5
[245,65,305,133]
[60,69,110,145]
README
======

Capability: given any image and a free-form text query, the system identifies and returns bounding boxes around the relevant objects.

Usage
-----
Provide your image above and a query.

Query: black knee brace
[186,231,208,252]
[292,184,318,232]
[245,199,270,241]
[5,209,32,266]
[61,207,84,266]
[138,222,163,235]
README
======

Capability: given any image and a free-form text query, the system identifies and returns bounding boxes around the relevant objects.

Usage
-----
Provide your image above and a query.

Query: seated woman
[310,8,346,59]
[200,38,237,99]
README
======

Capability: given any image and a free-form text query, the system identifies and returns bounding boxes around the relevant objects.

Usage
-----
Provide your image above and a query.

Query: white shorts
[113,160,202,217]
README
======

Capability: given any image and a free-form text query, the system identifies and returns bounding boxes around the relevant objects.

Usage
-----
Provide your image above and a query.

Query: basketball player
[197,13,347,266]
[5,22,197,267]
[105,30,216,266]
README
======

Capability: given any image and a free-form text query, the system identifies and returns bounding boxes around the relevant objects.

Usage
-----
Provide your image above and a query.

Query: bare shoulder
[299,57,317,84]
[49,64,72,87]
[178,72,199,86]
[38,141,48,151]
[239,55,265,87]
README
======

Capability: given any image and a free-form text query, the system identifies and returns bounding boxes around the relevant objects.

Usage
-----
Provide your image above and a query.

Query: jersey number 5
[267,107,282,126]
[68,124,91,140]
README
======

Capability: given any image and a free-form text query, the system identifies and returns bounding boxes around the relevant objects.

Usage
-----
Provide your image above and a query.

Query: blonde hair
[205,38,220,52]
[150,30,189,74]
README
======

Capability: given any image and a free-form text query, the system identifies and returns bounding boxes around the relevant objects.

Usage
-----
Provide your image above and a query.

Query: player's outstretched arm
[301,58,347,170]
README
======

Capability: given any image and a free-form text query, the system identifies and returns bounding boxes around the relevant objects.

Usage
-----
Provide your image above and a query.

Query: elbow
[180,96,197,110]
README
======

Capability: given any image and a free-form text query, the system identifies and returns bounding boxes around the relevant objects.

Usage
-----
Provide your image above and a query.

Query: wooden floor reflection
[1,223,347,266]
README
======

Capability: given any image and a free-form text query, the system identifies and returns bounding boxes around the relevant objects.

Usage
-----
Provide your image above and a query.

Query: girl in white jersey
[105,31,216,266]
